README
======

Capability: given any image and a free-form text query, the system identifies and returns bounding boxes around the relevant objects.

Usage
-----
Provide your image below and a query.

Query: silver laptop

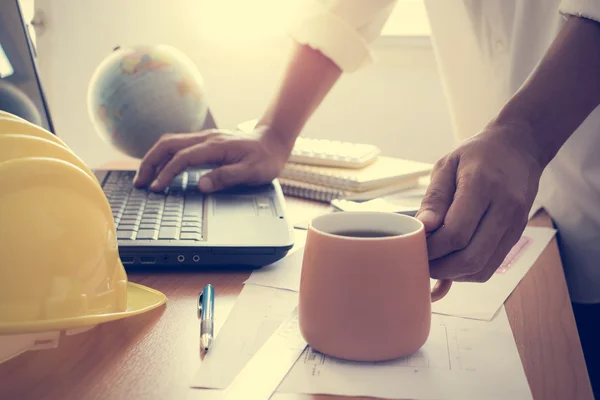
[1,0,295,268]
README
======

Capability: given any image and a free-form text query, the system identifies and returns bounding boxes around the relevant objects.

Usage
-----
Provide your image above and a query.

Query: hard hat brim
[0,282,167,334]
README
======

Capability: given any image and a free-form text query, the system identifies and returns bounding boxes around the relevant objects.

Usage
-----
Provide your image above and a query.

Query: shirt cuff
[559,0,600,22]
[287,10,373,73]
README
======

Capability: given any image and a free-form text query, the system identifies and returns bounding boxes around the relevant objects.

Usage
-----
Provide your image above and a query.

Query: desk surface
[0,164,594,400]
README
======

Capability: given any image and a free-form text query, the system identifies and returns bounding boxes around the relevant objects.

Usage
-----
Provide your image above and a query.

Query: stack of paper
[191,224,556,399]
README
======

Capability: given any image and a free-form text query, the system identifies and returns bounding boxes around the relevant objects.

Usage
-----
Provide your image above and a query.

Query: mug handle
[431,279,452,302]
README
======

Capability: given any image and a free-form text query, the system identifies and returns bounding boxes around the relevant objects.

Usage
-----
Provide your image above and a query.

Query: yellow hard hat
[0,152,166,335]
[0,134,98,184]
[0,115,70,150]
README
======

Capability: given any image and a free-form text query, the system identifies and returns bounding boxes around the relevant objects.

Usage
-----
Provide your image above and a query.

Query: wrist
[490,101,561,169]
[483,115,551,170]
[255,121,297,159]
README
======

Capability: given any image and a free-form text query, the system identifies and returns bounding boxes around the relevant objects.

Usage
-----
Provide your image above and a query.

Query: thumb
[198,163,252,193]
[416,158,457,232]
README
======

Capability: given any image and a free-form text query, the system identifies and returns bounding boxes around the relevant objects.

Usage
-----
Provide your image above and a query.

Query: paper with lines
[280,306,532,399]
[191,284,532,399]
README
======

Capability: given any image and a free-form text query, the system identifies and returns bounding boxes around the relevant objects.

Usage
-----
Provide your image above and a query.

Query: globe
[87,45,209,159]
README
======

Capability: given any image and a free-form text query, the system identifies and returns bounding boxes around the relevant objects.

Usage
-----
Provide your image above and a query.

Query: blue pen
[198,284,214,352]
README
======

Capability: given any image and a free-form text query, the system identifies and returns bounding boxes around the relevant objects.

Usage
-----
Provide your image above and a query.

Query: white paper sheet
[280,306,532,400]
[192,285,299,390]
[191,285,532,400]
[244,230,307,292]
[245,226,555,320]
[431,226,556,320]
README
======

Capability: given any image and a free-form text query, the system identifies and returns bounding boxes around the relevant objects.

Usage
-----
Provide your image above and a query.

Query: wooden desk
[0,163,593,400]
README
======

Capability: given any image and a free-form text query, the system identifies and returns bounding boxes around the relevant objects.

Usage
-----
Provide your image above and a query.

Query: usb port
[122,256,134,264]
[140,256,156,264]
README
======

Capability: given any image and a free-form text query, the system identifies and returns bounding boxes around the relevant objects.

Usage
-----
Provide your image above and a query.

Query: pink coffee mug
[298,211,451,362]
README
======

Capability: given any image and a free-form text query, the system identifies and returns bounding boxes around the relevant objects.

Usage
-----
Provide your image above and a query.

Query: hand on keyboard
[133,127,294,193]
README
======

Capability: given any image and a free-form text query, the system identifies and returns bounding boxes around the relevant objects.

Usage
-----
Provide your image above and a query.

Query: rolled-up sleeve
[287,0,398,72]
[559,0,600,22]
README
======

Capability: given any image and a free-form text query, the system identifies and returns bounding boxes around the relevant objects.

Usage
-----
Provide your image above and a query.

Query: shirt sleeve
[287,0,398,73]
[559,0,600,22]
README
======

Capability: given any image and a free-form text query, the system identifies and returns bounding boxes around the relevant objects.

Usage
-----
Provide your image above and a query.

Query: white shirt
[288,0,600,303]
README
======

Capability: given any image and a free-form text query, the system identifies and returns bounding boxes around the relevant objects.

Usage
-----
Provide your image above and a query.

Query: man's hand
[416,122,544,282]
[133,125,294,193]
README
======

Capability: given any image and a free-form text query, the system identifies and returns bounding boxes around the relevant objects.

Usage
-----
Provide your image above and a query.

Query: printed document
[191,284,533,399]
[431,226,556,320]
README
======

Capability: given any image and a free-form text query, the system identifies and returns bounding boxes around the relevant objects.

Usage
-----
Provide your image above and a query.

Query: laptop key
[183,197,204,217]
[129,188,148,196]
[121,217,142,225]
[162,214,182,220]
[119,224,139,232]
[158,226,180,239]
[180,232,202,241]
[141,218,160,226]
[136,229,159,240]
[187,172,201,188]
[143,210,163,217]
[181,226,202,234]
[161,221,180,228]
[117,230,136,240]
[182,221,202,228]
[140,223,160,230]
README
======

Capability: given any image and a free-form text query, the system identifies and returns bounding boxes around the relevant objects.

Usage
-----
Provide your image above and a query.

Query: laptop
[1,0,295,268]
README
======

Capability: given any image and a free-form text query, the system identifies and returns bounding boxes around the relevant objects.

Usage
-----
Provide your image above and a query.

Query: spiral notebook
[279,177,421,203]
[280,156,433,192]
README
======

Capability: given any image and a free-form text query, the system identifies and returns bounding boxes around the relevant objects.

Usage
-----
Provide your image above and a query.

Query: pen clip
[197,290,204,319]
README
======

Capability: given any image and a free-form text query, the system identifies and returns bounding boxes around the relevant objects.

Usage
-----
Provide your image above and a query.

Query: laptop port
[162,255,169,262]
[140,256,156,264]
[177,255,185,262]
[122,256,134,264]
[193,255,200,262]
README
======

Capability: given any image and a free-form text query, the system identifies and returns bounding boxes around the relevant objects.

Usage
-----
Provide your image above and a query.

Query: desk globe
[87,45,209,159]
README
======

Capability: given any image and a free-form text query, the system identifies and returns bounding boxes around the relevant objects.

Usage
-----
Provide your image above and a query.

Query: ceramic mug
[298,211,452,362]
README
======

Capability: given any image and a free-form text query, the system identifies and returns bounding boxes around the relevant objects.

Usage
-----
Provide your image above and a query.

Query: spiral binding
[278,178,347,203]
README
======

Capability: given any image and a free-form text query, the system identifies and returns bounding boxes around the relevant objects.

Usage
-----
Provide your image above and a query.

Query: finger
[134,134,209,187]
[198,163,254,193]
[149,142,229,191]
[425,172,491,260]
[416,157,458,233]
[456,221,525,283]
[154,158,170,177]
[429,202,511,280]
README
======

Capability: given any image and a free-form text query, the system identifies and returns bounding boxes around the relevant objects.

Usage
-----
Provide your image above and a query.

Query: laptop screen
[0,0,54,133]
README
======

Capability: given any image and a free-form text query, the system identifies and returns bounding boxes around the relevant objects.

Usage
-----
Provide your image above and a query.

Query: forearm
[494,16,600,167]
[258,42,342,148]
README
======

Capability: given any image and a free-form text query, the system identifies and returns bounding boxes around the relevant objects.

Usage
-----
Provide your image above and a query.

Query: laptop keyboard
[103,170,205,241]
